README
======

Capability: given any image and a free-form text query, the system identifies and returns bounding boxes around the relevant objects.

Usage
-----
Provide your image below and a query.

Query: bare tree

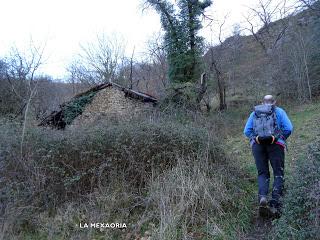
[117,31,169,97]
[299,31,312,101]
[145,32,168,89]
[67,59,97,87]
[298,0,320,14]
[3,41,46,161]
[206,15,228,111]
[244,0,294,53]
[68,33,126,85]
[285,25,314,101]
[209,49,226,110]
[4,41,46,116]
[196,72,211,111]
[129,47,135,89]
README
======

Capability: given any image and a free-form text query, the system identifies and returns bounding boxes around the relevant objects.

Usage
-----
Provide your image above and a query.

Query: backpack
[253,104,279,137]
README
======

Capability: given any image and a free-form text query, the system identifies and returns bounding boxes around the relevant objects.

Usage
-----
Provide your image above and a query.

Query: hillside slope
[226,100,320,239]
[204,4,320,103]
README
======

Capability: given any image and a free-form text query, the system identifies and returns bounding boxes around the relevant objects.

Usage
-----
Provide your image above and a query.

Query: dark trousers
[252,143,285,208]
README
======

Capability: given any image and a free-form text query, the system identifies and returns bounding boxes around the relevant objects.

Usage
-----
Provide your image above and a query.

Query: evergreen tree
[146,0,212,84]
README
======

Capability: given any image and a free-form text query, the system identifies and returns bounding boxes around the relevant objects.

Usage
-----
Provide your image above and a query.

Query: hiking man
[243,95,293,217]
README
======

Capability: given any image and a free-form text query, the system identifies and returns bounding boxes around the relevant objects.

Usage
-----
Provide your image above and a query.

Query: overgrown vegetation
[62,91,97,125]
[1,1,320,240]
[145,0,212,109]
[272,140,320,239]
[1,99,320,239]
[0,114,250,239]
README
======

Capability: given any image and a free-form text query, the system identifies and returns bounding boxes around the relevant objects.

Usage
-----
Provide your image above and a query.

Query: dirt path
[244,217,272,240]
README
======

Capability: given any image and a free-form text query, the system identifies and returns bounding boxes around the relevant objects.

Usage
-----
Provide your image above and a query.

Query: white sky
[0,0,257,79]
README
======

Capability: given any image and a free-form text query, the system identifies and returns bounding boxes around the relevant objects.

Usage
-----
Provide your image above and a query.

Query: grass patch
[221,100,320,239]
[271,140,320,239]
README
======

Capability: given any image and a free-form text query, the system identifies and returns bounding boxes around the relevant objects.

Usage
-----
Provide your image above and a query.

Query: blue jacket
[243,106,293,147]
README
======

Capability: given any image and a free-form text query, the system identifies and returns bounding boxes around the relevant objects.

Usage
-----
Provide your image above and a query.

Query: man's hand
[255,135,277,144]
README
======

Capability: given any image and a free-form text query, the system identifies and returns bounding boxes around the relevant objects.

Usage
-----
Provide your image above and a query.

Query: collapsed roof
[38,82,157,129]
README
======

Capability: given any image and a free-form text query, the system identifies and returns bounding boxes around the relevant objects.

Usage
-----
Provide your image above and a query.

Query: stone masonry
[71,86,155,126]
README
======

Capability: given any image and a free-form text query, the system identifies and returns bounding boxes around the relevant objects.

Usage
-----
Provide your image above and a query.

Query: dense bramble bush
[0,116,244,239]
[273,140,320,239]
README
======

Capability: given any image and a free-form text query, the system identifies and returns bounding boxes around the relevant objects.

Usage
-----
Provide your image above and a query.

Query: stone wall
[71,87,155,126]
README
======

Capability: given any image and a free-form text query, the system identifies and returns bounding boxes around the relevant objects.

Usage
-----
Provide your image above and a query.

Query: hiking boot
[259,196,269,217]
[269,206,281,219]
[259,196,268,206]
[269,199,282,218]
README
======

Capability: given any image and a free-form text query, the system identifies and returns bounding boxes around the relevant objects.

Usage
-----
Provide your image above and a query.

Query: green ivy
[62,92,96,125]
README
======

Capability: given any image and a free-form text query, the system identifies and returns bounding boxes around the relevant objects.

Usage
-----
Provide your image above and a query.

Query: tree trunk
[210,49,226,111]
[196,72,208,110]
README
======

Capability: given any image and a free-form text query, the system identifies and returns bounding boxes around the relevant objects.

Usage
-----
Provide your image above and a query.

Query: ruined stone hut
[39,82,157,129]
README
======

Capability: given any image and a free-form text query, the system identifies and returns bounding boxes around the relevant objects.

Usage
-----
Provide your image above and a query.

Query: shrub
[272,140,320,239]
[0,115,243,239]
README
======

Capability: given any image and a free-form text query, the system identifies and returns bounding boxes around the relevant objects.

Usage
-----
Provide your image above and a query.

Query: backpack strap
[272,107,282,139]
